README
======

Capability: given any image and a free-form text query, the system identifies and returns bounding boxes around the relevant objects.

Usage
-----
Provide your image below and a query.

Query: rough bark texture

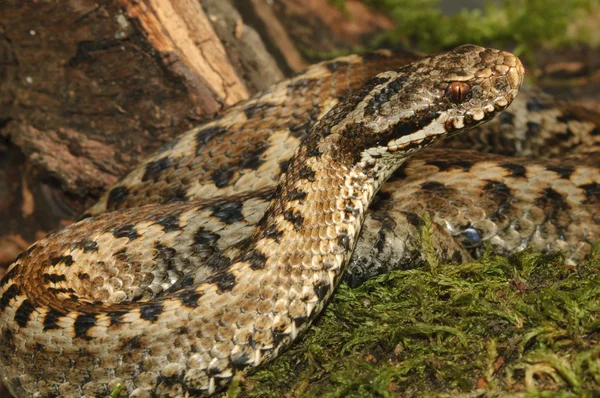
[0,0,282,270]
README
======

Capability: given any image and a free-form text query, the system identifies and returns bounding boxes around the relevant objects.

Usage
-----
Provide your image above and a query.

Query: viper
[2,44,594,397]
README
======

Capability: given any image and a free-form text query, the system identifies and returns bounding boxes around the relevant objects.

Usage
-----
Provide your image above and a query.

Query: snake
[5,43,599,397]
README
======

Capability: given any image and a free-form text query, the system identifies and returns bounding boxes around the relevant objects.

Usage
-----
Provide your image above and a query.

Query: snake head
[319,44,525,159]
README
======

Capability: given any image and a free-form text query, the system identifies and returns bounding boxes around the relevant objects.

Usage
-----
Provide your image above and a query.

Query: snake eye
[446,82,471,103]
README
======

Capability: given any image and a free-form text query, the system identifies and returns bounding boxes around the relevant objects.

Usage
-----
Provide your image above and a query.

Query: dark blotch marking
[0,267,17,288]
[591,127,600,136]
[555,128,575,141]
[364,76,405,116]
[372,225,387,254]
[43,308,67,331]
[106,186,130,209]
[526,122,541,136]
[536,187,569,224]
[43,274,67,283]
[77,272,90,281]
[314,283,330,300]
[294,317,308,329]
[546,165,575,179]
[178,290,202,308]
[289,108,321,140]
[122,336,142,351]
[284,209,304,230]
[324,60,350,72]
[542,187,565,203]
[388,163,408,182]
[113,248,128,261]
[140,302,164,322]
[557,112,580,124]
[14,300,36,328]
[370,191,392,212]
[213,272,236,293]
[156,215,181,233]
[337,232,350,250]
[581,182,600,203]
[262,224,284,243]
[239,143,268,171]
[210,202,244,225]
[483,180,512,196]
[231,353,253,370]
[73,239,98,253]
[272,331,289,348]
[166,187,189,203]
[241,250,267,271]
[112,224,141,241]
[500,162,527,178]
[154,242,176,262]
[48,287,75,295]
[211,167,235,189]
[50,255,74,267]
[286,78,318,93]
[156,138,179,154]
[243,102,274,118]
[2,329,12,345]
[279,159,290,173]
[498,111,515,125]
[0,285,20,311]
[74,312,97,340]
[195,126,228,152]
[526,98,551,112]
[287,189,307,202]
[142,157,172,182]
[420,181,447,194]
[426,159,473,172]
[15,244,37,262]
[194,228,221,245]
[108,310,128,326]
[297,165,316,182]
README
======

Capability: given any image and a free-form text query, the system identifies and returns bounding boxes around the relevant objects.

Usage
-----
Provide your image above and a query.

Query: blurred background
[0,1,599,396]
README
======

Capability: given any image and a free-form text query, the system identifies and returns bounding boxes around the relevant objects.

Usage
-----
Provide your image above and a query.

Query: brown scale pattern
[4,44,595,398]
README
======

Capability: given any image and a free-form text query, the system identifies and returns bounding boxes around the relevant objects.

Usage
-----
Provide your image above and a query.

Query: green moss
[322,0,599,60]
[238,244,600,397]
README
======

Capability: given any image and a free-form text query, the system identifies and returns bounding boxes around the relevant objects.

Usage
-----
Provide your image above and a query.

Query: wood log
[0,0,283,270]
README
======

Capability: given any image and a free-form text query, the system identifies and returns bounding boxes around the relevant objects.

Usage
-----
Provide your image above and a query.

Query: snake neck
[227,125,417,294]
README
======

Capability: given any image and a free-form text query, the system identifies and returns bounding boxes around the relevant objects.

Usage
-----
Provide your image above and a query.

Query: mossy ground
[235,241,600,397]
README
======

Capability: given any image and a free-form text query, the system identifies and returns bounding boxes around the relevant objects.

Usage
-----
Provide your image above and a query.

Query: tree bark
[0,0,286,269]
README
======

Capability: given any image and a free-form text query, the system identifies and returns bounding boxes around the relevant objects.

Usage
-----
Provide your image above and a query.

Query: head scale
[318,44,524,159]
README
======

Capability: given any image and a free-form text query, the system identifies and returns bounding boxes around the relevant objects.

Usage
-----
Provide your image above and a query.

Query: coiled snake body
[1,44,586,397]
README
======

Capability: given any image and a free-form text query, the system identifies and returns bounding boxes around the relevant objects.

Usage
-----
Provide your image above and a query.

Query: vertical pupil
[447,82,470,103]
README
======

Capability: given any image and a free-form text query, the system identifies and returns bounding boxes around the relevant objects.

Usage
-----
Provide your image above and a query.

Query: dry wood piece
[236,0,309,74]
[202,0,285,92]
[118,0,249,107]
